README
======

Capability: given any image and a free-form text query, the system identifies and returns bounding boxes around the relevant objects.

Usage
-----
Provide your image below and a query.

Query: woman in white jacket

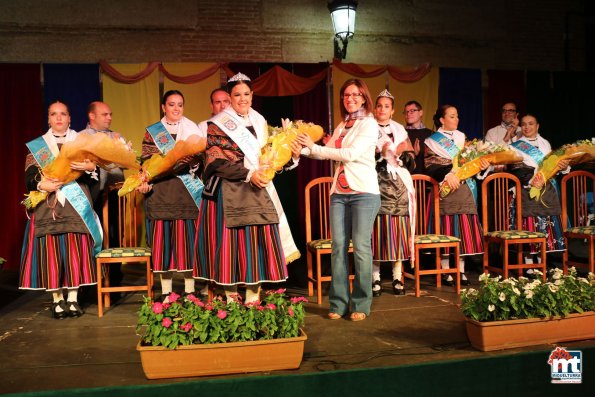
[297,79,380,321]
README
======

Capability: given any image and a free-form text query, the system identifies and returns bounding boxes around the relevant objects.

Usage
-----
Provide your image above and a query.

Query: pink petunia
[217,310,227,320]
[287,307,295,317]
[266,303,276,310]
[162,317,172,328]
[181,322,193,332]
[151,302,163,314]
[168,292,180,303]
[290,297,308,304]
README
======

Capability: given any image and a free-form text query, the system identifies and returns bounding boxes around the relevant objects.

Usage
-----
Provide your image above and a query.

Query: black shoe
[392,279,406,295]
[67,301,84,317]
[460,273,470,286]
[51,300,68,320]
[372,280,382,297]
[442,276,454,287]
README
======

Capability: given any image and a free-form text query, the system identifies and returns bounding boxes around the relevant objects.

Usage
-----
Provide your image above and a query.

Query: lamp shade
[328,0,357,40]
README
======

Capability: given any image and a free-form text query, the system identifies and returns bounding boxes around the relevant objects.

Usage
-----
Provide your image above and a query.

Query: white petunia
[488,304,495,312]
[499,292,506,301]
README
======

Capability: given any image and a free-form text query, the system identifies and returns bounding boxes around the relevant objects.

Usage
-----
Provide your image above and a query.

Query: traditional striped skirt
[193,195,288,286]
[372,214,411,261]
[146,219,196,272]
[20,220,96,291]
[522,215,565,253]
[428,213,484,256]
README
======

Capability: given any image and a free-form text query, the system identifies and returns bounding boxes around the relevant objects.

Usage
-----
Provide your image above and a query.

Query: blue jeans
[329,193,381,315]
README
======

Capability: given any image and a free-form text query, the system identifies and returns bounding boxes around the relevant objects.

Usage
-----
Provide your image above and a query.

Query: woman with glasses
[371,89,415,296]
[424,105,487,286]
[297,79,380,321]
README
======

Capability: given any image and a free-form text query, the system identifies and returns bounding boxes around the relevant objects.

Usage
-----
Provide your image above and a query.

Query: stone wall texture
[0,0,590,71]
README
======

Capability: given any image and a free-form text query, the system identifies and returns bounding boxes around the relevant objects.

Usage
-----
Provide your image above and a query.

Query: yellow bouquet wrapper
[118,135,207,196]
[260,120,324,181]
[529,138,595,200]
[22,133,140,209]
[440,139,523,198]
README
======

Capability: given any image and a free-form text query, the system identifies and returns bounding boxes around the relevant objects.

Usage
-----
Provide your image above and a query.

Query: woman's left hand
[250,169,269,189]
[479,158,491,170]
[70,159,96,172]
[531,173,545,189]
[557,159,571,171]
[296,133,314,149]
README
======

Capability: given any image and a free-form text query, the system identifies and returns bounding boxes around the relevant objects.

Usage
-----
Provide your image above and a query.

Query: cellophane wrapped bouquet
[22,133,139,209]
[440,139,523,198]
[259,120,324,181]
[529,138,595,200]
[118,135,207,196]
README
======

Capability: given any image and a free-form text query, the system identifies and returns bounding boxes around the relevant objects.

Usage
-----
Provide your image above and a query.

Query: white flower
[499,292,506,302]
[512,287,521,296]
[533,269,544,277]
[578,277,589,284]
[548,283,559,293]
[525,290,534,299]
[554,279,563,286]
[551,268,563,280]
[488,304,495,312]
[479,273,490,282]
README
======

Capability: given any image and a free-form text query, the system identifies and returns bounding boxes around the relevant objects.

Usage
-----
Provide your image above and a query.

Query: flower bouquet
[118,135,206,196]
[439,139,523,198]
[529,138,595,200]
[22,133,139,209]
[259,120,324,181]
[461,268,595,322]
[137,289,307,349]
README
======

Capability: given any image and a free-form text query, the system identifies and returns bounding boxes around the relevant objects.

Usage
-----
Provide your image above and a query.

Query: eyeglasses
[501,109,517,113]
[343,93,363,99]
[403,109,420,115]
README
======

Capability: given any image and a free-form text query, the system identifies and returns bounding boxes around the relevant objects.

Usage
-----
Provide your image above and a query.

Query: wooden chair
[403,175,461,297]
[96,182,153,317]
[305,176,353,305]
[561,170,595,274]
[481,172,546,280]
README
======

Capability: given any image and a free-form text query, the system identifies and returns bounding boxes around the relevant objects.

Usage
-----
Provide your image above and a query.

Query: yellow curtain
[163,63,221,125]
[102,63,160,169]
[389,67,439,130]
[331,64,386,129]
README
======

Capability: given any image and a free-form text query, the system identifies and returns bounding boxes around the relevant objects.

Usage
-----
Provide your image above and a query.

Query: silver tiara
[228,72,251,83]
[377,89,394,100]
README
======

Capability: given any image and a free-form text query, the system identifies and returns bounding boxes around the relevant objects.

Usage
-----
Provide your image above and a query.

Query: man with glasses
[403,100,432,174]
[485,102,521,145]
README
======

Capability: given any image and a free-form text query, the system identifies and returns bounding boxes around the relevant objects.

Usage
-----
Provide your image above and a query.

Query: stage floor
[1,267,593,394]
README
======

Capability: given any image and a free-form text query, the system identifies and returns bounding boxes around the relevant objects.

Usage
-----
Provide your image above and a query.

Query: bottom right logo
[548,347,582,384]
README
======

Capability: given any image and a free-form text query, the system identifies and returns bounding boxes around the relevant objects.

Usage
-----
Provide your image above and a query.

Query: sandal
[328,312,342,320]
[349,312,367,322]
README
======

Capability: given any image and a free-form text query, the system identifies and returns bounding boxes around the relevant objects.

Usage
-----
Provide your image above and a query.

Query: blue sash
[511,140,558,193]
[146,121,204,208]
[26,136,103,255]
[429,132,477,202]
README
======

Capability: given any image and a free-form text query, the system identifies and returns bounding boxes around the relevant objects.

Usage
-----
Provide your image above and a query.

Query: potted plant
[136,288,308,379]
[461,267,595,351]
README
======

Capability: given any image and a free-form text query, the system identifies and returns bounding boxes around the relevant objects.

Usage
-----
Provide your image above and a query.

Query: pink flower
[290,296,308,304]
[256,305,265,311]
[162,302,171,309]
[205,304,213,311]
[168,292,180,303]
[217,310,227,320]
[275,288,286,294]
[162,317,172,328]
[266,303,276,310]
[151,302,163,314]
[181,322,193,332]
[288,307,295,317]
[195,300,205,307]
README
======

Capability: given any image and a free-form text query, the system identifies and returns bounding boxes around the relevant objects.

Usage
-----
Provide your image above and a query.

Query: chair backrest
[304,177,334,242]
[101,182,144,249]
[481,172,522,232]
[412,174,440,235]
[561,170,595,228]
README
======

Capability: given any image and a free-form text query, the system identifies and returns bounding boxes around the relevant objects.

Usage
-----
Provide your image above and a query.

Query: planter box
[466,311,595,352]
[137,329,307,379]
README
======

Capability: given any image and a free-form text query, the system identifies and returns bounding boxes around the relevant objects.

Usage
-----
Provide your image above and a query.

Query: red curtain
[0,65,43,270]
[333,60,432,82]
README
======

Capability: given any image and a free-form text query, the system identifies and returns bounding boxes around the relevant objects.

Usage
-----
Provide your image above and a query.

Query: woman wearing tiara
[137,90,205,302]
[193,73,300,303]
[372,89,415,296]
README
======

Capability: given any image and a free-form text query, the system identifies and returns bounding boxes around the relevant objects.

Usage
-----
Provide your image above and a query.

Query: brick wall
[0,0,588,71]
